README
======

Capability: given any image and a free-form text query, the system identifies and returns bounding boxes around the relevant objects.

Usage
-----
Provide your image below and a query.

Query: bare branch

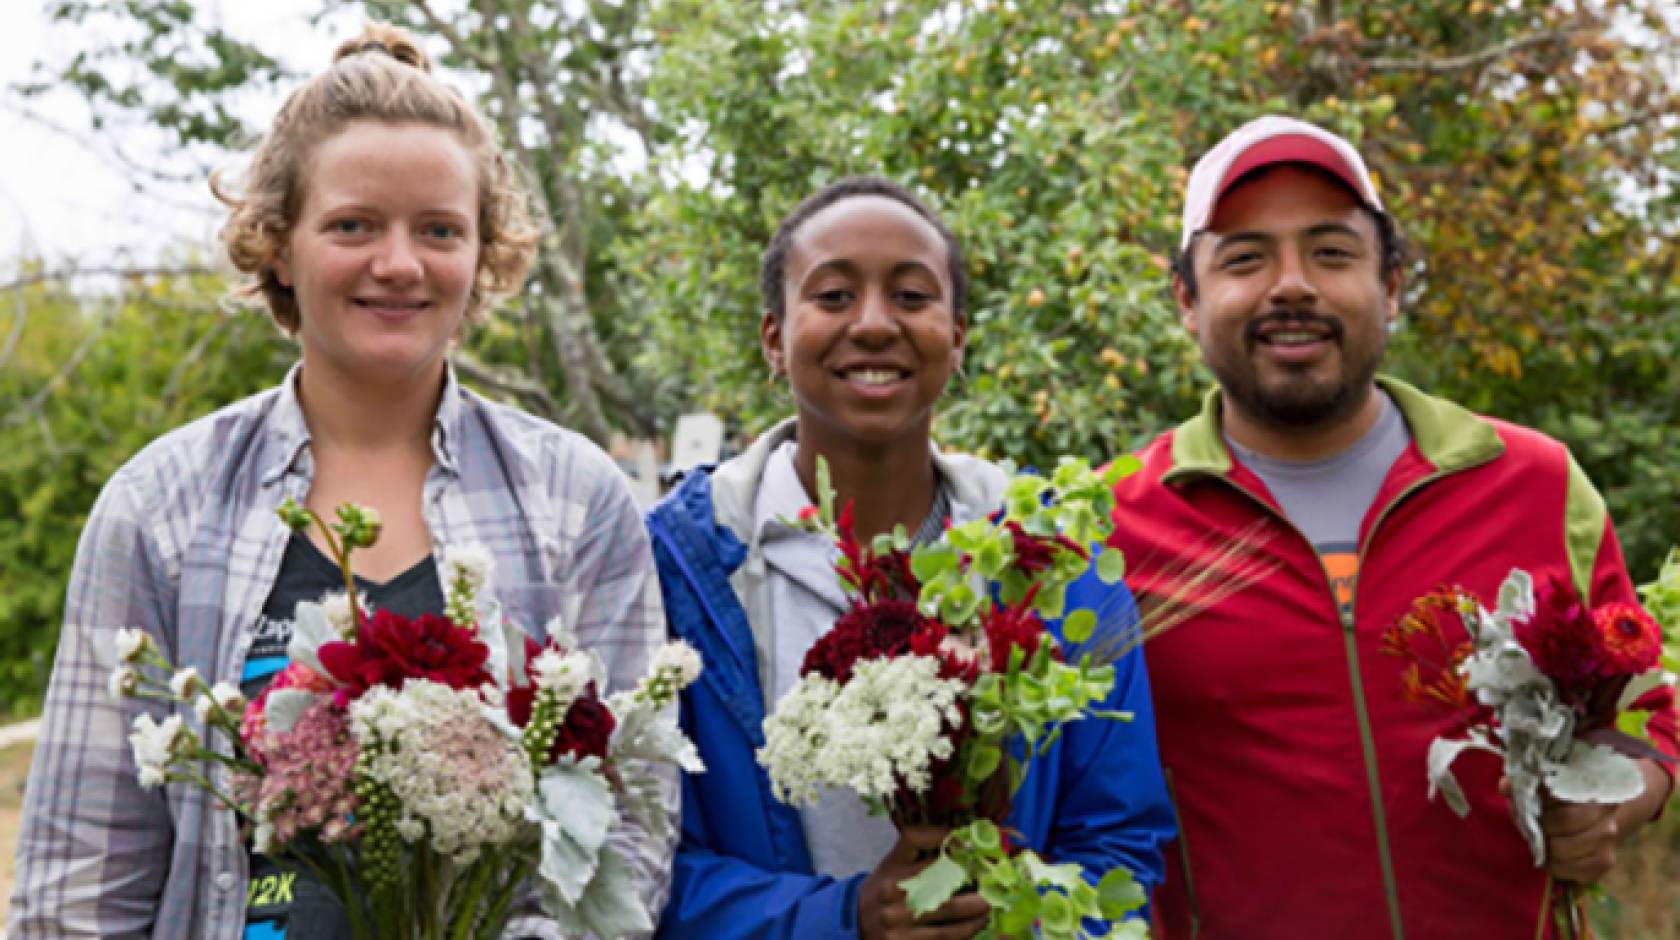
[410,0,499,72]
[1365,30,1581,74]
[450,348,560,419]
[2,316,108,429]
[3,98,209,190]
[0,264,218,294]
[0,284,27,373]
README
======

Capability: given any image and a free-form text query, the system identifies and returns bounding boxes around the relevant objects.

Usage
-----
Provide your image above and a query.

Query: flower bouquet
[758,458,1155,940]
[1383,568,1674,935]
[110,499,703,940]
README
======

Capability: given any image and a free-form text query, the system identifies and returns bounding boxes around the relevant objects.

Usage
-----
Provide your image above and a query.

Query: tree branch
[449,348,560,419]
[1365,30,1580,74]
[409,0,499,72]
[2,316,108,429]
[0,264,217,294]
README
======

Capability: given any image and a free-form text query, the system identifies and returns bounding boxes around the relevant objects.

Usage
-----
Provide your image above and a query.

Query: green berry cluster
[521,689,565,771]
[352,751,405,890]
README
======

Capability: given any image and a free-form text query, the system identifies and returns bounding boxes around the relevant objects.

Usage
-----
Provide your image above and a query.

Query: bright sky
[2,0,1676,275]
[0,0,355,271]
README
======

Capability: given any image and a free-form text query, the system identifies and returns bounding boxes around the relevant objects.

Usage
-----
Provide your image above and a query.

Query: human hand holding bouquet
[1385,568,1675,936]
[109,498,703,940]
[758,457,1154,940]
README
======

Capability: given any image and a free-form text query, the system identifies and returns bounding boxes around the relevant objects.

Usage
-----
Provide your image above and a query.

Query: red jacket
[1109,377,1677,940]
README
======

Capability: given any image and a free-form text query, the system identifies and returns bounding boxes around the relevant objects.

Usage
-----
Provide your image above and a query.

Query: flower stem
[307,510,364,628]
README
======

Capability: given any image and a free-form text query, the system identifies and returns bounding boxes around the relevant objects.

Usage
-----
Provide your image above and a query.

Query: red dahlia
[1513,578,1603,698]
[317,608,492,700]
[801,598,930,682]
[551,688,617,761]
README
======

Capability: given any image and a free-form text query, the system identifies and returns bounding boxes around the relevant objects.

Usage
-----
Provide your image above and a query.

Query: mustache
[1244,310,1344,344]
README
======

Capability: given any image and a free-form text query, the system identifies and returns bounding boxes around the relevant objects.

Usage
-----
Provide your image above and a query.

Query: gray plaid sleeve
[9,471,177,939]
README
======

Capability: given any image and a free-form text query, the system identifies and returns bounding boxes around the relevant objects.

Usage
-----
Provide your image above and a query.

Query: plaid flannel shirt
[8,366,675,939]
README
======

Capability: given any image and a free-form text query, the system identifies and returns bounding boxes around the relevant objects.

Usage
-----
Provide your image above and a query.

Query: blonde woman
[8,24,672,940]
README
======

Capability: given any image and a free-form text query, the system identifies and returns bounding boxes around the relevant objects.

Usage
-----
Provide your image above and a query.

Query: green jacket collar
[1165,375,1505,482]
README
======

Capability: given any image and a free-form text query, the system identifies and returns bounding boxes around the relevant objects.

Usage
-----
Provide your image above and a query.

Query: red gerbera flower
[317,608,492,700]
[1591,603,1662,677]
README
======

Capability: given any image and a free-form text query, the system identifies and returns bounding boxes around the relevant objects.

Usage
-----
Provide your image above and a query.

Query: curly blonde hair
[213,22,538,333]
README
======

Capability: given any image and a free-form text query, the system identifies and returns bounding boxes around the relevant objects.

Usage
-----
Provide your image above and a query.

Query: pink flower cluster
[240,695,362,845]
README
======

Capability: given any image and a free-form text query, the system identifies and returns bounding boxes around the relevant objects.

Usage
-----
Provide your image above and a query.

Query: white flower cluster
[445,544,494,596]
[758,655,965,808]
[193,682,247,724]
[651,641,703,688]
[634,641,704,708]
[115,627,152,663]
[128,714,189,789]
[532,648,603,711]
[350,680,535,865]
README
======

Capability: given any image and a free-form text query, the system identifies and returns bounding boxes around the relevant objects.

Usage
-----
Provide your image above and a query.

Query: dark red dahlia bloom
[505,635,617,762]
[1592,603,1662,678]
[317,609,491,699]
[801,598,930,682]
[552,689,617,761]
[1514,578,1603,699]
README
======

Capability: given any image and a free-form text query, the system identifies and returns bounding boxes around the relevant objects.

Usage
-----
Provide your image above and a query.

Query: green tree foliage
[0,271,287,715]
[628,0,1680,579]
[6,2,1678,720]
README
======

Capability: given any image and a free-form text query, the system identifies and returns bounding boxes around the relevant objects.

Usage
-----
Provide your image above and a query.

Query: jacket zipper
[1162,767,1201,938]
[1209,475,1435,940]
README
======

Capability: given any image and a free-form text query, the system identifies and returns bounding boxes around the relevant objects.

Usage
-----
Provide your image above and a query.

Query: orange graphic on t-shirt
[1322,551,1359,613]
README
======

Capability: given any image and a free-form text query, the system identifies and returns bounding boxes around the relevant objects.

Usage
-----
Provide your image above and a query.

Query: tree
[629,0,1679,577]
[0,265,288,714]
[24,0,667,442]
[13,0,1680,583]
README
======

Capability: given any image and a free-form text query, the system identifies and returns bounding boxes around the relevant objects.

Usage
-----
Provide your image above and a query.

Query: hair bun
[333,22,432,73]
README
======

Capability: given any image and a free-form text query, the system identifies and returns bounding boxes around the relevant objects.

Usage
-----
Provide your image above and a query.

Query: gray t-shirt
[1227,391,1410,617]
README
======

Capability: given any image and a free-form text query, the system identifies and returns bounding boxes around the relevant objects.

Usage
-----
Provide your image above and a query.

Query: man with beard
[1109,116,1677,938]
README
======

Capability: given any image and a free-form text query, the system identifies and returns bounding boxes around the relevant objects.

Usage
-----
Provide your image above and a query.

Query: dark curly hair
[1172,161,1406,303]
[759,176,966,322]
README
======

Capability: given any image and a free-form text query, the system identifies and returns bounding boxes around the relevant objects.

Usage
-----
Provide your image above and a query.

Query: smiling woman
[646,177,1173,940]
[8,21,676,940]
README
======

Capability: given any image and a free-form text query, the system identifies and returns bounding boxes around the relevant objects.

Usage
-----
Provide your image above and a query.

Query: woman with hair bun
[9,23,673,940]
